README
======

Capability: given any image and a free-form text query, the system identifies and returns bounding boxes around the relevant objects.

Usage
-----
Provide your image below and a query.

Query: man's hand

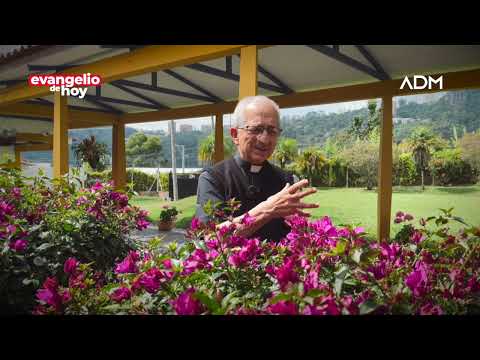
[258,179,319,220]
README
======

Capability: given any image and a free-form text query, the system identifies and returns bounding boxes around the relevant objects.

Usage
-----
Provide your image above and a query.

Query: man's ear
[230,127,239,145]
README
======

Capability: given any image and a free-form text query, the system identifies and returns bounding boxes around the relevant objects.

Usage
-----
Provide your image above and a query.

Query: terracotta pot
[158,218,175,231]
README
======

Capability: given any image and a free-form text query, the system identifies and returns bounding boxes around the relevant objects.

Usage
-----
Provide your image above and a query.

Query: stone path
[130,224,187,247]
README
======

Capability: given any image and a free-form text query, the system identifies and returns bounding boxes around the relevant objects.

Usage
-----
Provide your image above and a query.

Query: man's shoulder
[203,157,236,175]
[266,161,294,182]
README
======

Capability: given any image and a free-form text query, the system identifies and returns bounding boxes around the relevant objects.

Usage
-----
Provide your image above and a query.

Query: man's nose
[256,130,271,143]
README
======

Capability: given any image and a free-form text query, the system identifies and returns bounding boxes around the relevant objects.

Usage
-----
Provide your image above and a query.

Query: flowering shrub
[0,169,149,314]
[33,200,480,315]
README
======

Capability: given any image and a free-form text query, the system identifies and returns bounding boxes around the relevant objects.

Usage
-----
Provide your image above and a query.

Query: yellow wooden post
[14,149,21,168]
[112,121,127,190]
[214,113,224,164]
[377,95,393,242]
[53,92,69,178]
[239,46,258,99]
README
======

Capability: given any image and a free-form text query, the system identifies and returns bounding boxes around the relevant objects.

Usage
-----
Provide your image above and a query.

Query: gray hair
[232,95,280,128]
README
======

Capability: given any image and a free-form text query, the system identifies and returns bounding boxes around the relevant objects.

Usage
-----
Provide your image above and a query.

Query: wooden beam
[121,102,236,124]
[16,143,53,152]
[239,46,258,99]
[214,113,224,164]
[0,45,247,106]
[16,133,52,144]
[121,68,480,125]
[112,122,126,190]
[0,102,117,126]
[53,92,69,178]
[377,96,393,242]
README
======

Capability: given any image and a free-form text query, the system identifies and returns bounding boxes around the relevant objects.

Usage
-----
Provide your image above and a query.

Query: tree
[395,153,417,186]
[198,134,235,166]
[407,127,440,190]
[294,147,328,185]
[72,135,108,171]
[341,140,379,190]
[126,132,166,167]
[459,131,480,179]
[348,100,381,140]
[273,138,298,169]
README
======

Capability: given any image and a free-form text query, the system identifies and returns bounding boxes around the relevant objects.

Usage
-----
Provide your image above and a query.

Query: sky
[127,100,371,132]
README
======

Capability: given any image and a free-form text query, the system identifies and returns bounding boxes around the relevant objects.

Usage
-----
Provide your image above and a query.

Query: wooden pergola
[1,45,480,241]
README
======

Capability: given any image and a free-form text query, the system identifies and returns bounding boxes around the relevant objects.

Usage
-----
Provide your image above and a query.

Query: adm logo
[400,75,443,90]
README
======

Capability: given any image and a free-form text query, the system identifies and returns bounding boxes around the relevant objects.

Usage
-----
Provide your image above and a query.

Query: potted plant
[158,205,179,231]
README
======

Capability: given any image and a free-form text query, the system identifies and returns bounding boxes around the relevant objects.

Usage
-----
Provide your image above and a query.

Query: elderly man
[195,95,318,241]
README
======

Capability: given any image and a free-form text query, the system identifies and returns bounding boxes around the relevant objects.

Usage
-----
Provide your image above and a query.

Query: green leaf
[351,248,363,264]
[63,222,74,232]
[35,243,54,252]
[194,291,219,313]
[359,299,379,315]
[334,265,349,296]
[452,216,469,226]
[330,239,347,256]
[305,288,325,298]
[270,293,292,304]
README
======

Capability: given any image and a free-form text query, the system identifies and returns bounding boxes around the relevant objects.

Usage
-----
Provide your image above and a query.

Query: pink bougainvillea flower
[115,258,137,274]
[36,277,62,311]
[11,187,22,198]
[138,267,163,294]
[405,261,429,297]
[354,227,365,235]
[190,217,201,231]
[91,182,104,192]
[64,257,79,275]
[411,231,425,244]
[275,257,299,291]
[6,224,17,235]
[76,196,88,206]
[171,288,204,315]
[9,238,28,252]
[61,289,72,304]
[268,300,298,315]
[419,302,443,315]
[304,270,319,293]
[241,212,255,227]
[404,213,414,221]
[111,286,133,303]
[136,219,150,231]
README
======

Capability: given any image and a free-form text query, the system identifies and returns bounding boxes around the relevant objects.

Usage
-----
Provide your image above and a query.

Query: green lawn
[131,185,480,237]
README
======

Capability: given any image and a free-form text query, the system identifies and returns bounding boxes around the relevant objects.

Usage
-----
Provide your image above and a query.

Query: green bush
[0,169,150,314]
[394,153,417,186]
[430,149,478,186]
[87,169,169,193]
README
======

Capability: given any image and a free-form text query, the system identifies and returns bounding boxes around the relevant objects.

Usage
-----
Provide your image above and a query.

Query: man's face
[231,101,280,165]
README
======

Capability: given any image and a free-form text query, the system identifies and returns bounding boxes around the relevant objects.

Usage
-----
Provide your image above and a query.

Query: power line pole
[169,120,178,201]
[176,145,185,174]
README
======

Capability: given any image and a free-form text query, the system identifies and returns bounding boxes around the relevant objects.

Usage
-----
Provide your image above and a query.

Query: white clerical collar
[235,154,264,173]
[250,165,262,173]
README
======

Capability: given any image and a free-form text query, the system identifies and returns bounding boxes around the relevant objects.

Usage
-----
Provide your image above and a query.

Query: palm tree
[408,127,437,190]
[273,138,298,169]
[294,147,328,185]
[72,135,108,171]
[198,134,235,166]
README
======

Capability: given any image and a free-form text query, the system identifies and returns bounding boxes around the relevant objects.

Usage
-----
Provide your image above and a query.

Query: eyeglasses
[237,125,283,137]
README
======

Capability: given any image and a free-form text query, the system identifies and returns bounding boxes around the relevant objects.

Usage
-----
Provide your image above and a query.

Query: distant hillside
[22,89,480,165]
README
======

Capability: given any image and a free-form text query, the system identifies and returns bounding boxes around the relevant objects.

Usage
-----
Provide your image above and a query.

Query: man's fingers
[287,179,309,194]
[287,201,319,209]
[291,188,317,200]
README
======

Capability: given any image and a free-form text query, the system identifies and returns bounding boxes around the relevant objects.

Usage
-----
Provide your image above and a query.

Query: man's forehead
[244,103,279,122]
